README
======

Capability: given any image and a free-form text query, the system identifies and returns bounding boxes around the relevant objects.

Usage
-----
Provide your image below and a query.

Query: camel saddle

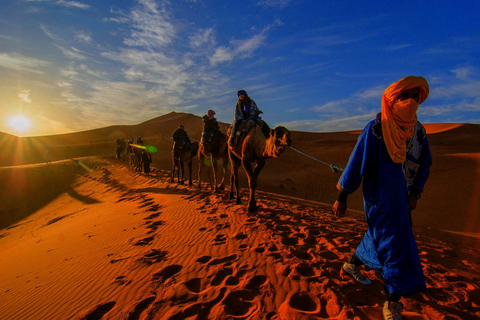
[234,118,271,144]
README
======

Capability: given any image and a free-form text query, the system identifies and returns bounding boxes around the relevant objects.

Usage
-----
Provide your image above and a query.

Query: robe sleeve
[338,121,376,193]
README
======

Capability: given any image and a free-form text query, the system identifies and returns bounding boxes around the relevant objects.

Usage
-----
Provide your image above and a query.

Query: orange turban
[381,76,429,163]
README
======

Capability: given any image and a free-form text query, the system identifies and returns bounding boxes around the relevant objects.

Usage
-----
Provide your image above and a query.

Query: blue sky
[1,0,480,137]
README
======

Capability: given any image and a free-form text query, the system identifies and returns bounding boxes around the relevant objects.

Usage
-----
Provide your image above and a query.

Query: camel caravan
[121,90,292,212]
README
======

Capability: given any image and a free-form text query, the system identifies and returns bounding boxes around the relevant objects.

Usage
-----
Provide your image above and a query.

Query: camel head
[264,126,292,158]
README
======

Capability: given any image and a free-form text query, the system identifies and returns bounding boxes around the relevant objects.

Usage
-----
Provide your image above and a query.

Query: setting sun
[8,115,31,132]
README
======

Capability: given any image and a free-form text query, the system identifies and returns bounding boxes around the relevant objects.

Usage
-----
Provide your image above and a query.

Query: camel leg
[248,160,266,212]
[242,159,258,212]
[180,161,185,184]
[229,155,241,203]
[188,160,193,185]
[197,152,204,188]
[211,156,219,193]
[171,158,176,182]
[218,158,229,191]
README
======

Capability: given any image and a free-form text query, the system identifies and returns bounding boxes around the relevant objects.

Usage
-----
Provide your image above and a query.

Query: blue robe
[339,117,432,297]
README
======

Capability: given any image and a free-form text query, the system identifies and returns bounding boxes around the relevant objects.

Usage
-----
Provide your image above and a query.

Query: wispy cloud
[276,113,374,132]
[189,28,216,48]
[56,0,90,9]
[383,44,413,51]
[39,23,59,40]
[55,45,87,60]
[21,0,89,9]
[210,28,269,65]
[0,53,51,74]
[124,0,175,49]
[257,0,291,8]
[75,30,92,43]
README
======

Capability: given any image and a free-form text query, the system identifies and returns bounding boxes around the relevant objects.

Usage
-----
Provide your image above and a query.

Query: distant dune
[0,112,479,319]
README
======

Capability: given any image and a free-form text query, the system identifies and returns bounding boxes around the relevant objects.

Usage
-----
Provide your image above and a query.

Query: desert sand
[1,112,479,319]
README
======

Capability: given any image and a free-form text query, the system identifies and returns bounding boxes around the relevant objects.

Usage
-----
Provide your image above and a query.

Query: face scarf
[381,76,429,163]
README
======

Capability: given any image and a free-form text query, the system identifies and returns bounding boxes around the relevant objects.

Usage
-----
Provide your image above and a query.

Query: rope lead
[287,146,344,173]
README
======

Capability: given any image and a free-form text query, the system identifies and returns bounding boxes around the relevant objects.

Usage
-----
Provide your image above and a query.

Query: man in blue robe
[332,76,432,320]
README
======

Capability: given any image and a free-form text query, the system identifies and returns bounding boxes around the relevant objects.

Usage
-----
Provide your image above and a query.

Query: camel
[228,122,292,212]
[197,130,230,192]
[171,142,199,185]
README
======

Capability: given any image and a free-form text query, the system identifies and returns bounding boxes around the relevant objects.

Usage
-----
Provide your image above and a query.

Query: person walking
[332,76,432,320]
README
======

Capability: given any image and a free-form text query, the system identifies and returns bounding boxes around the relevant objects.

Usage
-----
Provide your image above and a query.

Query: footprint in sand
[245,275,268,292]
[233,232,247,240]
[138,200,155,208]
[136,249,168,265]
[133,236,155,246]
[281,236,298,246]
[124,296,156,320]
[151,264,183,285]
[287,292,320,313]
[184,278,202,293]
[254,246,265,253]
[113,276,131,286]
[208,254,238,266]
[196,256,212,264]
[318,250,339,260]
[222,290,261,318]
[145,221,164,233]
[215,223,231,230]
[145,204,161,212]
[144,211,161,219]
[76,301,116,320]
[211,267,233,286]
[225,275,240,286]
[294,263,316,277]
[290,248,313,261]
[213,234,227,245]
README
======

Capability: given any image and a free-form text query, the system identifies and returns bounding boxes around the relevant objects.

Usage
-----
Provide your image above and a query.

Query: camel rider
[229,89,263,148]
[201,110,220,152]
[172,124,191,157]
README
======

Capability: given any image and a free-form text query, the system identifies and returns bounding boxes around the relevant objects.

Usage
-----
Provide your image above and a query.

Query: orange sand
[1,113,479,319]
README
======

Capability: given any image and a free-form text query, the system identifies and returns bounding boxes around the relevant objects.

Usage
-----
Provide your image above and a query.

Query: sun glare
[8,115,31,132]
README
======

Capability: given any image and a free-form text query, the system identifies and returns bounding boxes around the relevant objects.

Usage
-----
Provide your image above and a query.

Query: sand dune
[0,157,479,319]
[1,113,480,319]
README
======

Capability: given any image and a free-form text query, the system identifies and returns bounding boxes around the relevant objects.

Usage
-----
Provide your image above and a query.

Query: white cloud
[75,30,92,43]
[451,66,475,81]
[210,46,234,65]
[189,28,215,48]
[19,90,32,103]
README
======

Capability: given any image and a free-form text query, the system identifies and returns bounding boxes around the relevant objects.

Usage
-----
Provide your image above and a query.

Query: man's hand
[407,194,418,211]
[332,201,347,218]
